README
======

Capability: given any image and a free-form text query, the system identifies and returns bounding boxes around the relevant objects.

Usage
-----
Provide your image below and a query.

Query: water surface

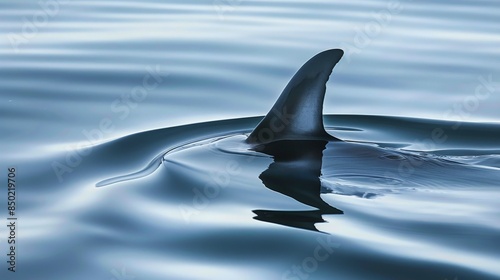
[1,1,500,279]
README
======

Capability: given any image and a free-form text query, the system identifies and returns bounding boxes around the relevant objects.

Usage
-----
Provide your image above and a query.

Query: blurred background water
[1,0,500,279]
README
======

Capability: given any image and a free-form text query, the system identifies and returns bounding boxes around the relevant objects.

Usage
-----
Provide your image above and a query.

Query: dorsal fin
[246,49,343,144]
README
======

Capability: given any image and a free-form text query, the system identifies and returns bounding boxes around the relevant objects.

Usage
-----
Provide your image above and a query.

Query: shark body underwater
[96,49,500,232]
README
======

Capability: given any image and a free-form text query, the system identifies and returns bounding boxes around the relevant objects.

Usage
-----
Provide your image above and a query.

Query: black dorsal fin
[246,49,343,144]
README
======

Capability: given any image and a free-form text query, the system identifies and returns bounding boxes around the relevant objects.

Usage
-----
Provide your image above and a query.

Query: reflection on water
[253,140,342,232]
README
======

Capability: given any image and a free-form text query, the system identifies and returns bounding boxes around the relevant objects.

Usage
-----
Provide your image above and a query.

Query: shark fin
[247,49,343,144]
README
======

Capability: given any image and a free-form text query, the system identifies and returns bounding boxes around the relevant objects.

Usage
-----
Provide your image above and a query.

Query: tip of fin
[247,49,343,144]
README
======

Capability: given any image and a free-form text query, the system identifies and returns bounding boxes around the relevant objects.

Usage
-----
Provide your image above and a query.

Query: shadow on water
[251,140,343,232]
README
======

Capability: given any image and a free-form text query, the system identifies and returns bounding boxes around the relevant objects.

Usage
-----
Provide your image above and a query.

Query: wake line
[95,141,193,187]
[95,134,243,187]
[95,153,165,187]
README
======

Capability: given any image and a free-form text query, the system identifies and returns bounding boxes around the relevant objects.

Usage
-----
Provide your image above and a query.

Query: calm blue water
[1,1,500,279]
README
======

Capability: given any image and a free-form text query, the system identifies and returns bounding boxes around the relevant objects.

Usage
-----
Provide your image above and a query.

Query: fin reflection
[252,140,343,232]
